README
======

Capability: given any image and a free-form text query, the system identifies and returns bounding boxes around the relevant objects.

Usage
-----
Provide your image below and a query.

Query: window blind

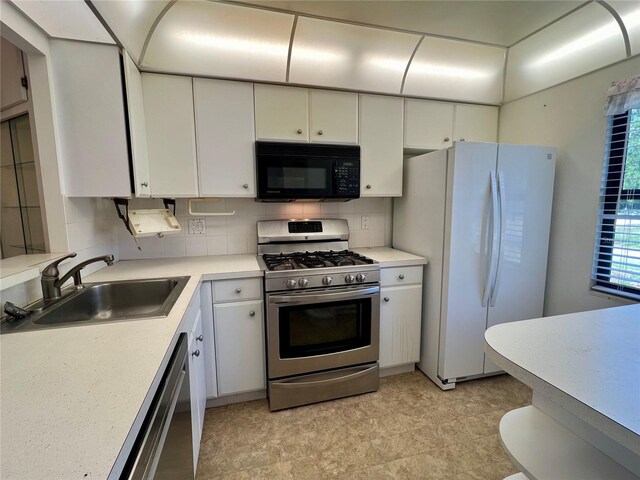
[592,108,640,300]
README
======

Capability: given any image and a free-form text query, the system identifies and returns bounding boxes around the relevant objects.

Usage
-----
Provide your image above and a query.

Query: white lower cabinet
[379,267,423,369]
[188,308,206,457]
[213,300,265,395]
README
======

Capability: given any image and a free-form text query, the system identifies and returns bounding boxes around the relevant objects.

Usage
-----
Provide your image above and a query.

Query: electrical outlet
[188,218,206,235]
[361,215,370,230]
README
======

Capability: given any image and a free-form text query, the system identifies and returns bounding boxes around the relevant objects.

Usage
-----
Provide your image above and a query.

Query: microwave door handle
[270,286,380,305]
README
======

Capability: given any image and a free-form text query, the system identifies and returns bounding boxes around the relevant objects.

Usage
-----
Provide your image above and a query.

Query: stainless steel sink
[1,277,189,334]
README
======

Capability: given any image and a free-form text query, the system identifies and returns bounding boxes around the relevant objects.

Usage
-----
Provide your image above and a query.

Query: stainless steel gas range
[257,219,380,411]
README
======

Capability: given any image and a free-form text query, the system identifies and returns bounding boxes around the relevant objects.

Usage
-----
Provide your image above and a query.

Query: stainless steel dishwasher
[122,333,194,479]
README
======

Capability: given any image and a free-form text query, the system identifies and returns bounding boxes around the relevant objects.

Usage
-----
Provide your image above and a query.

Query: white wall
[499,56,640,316]
[117,198,393,259]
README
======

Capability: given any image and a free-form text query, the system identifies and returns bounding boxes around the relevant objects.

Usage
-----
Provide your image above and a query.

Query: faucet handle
[41,253,77,278]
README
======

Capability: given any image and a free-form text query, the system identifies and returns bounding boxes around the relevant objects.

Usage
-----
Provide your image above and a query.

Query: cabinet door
[379,285,422,368]
[214,300,265,395]
[189,308,206,466]
[50,40,131,197]
[359,94,404,196]
[194,79,256,197]
[142,73,198,197]
[122,51,150,197]
[404,99,454,150]
[309,89,358,144]
[1,39,27,110]
[255,84,308,141]
[453,104,498,143]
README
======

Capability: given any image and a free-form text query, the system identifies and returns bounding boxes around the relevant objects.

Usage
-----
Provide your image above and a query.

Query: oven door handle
[270,286,380,305]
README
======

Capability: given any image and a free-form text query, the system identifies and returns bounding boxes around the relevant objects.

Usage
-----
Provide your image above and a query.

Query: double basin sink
[0,276,189,334]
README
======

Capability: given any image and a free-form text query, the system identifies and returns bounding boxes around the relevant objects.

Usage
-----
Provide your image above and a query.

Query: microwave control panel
[335,160,360,196]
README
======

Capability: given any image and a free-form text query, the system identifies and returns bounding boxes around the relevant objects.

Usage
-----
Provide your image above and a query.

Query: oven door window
[278,298,372,358]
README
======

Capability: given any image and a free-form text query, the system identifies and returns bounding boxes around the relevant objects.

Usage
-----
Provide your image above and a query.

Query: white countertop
[353,247,428,267]
[0,254,261,480]
[485,304,640,455]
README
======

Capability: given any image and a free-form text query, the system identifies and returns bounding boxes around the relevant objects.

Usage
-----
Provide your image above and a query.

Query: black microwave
[256,141,360,202]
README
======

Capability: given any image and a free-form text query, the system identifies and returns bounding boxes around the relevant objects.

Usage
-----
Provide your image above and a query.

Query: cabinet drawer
[212,278,262,303]
[380,266,423,287]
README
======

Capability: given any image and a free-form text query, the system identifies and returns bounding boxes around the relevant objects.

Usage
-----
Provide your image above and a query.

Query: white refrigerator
[393,142,556,390]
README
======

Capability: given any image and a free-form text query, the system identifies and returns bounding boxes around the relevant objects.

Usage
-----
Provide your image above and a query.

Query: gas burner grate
[262,250,375,271]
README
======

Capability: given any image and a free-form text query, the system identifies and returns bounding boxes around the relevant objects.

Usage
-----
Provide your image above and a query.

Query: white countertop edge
[484,334,639,455]
[377,258,428,268]
[0,266,39,291]
[351,247,428,267]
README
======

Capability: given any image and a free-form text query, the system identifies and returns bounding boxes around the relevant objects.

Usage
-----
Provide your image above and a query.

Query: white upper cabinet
[359,94,404,197]
[309,90,358,144]
[404,99,498,150]
[50,40,131,197]
[122,51,150,197]
[142,73,198,197]
[453,104,498,143]
[404,99,454,150]
[254,84,309,142]
[1,39,28,111]
[194,78,256,197]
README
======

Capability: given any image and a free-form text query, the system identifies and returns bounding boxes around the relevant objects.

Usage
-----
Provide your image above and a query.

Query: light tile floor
[196,371,531,479]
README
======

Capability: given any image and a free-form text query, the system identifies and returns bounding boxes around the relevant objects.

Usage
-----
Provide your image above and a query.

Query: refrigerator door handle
[482,171,500,307]
[490,171,506,307]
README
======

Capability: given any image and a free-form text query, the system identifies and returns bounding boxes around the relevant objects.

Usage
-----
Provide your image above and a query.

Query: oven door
[267,285,380,379]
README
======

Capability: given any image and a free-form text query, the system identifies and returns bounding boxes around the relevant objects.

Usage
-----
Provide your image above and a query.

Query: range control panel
[288,221,323,233]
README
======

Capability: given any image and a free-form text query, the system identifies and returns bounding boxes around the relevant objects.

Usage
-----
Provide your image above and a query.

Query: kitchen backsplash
[117,198,393,260]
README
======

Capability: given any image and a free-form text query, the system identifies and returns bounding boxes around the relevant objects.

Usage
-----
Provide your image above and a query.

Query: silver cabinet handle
[398,274,405,280]
[235,288,242,294]
[366,184,372,189]
[443,137,450,143]
[317,130,323,135]
[243,183,249,189]
[192,349,200,357]
[141,181,148,187]
[196,335,203,342]
[296,129,303,134]
[249,311,256,317]
[384,297,390,302]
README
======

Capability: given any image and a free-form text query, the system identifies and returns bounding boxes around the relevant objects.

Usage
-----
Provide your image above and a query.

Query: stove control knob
[298,278,309,287]
[286,279,297,289]
[345,274,356,284]
[356,273,366,283]
[322,276,333,286]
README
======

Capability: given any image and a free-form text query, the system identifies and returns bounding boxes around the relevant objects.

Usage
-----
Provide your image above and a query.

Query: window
[592,108,640,300]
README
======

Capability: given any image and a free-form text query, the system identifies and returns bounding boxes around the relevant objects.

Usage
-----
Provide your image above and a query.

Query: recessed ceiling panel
[289,17,420,94]
[505,3,626,102]
[142,1,294,82]
[91,0,171,64]
[11,0,114,44]
[403,37,505,104]
[607,1,640,56]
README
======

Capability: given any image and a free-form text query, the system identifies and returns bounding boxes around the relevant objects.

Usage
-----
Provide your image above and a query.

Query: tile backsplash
[117,198,393,260]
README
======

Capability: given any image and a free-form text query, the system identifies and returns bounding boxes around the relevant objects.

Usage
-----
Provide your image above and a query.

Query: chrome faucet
[41,253,114,302]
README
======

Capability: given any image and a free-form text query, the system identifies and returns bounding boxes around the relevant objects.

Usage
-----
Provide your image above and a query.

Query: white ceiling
[231,0,586,46]
[10,0,114,44]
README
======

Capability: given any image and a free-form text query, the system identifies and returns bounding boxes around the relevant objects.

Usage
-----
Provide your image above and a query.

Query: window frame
[593,109,640,300]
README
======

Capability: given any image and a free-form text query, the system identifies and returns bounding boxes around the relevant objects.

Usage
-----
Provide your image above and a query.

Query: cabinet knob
[398,274,405,280]
[243,183,249,189]
[235,288,242,294]
[192,349,200,357]
[196,335,203,342]
[366,184,372,190]
[296,129,303,135]
[249,311,256,317]
[460,138,466,141]
[384,297,390,302]
[443,137,450,143]
[141,182,148,187]
[317,130,323,135]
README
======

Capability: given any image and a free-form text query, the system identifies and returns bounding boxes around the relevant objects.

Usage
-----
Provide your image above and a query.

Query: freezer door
[484,144,556,373]
[439,142,498,381]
